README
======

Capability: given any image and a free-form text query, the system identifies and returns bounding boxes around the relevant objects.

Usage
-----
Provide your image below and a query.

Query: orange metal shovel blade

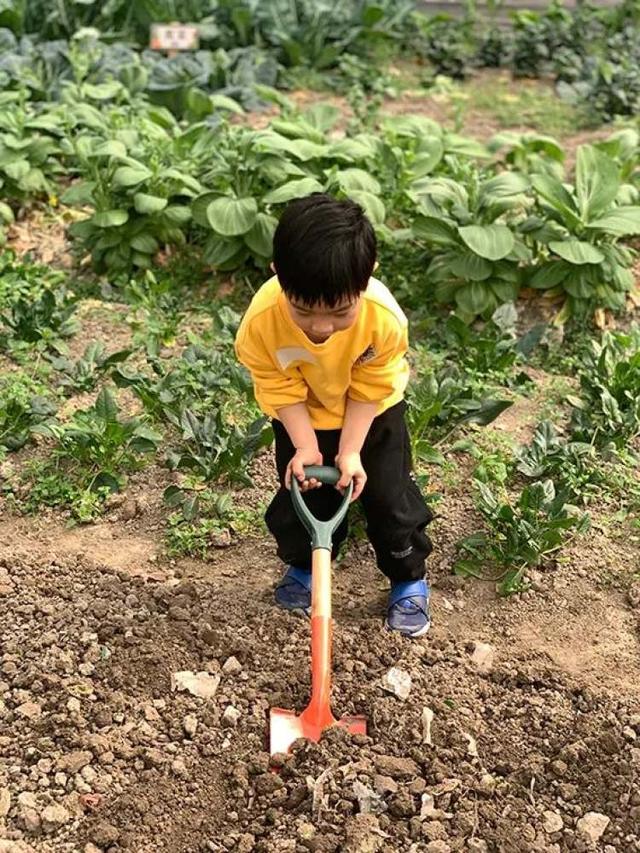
[269,706,367,755]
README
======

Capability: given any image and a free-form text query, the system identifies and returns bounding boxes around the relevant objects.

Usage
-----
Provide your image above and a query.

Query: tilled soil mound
[1,551,639,853]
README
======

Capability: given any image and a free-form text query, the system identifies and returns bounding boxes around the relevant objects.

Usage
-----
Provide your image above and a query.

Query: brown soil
[490,369,557,444]
[66,302,133,363]
[6,206,74,270]
[1,444,639,853]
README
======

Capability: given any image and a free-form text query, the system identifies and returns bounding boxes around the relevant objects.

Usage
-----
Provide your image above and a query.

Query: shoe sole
[277,606,428,633]
[385,619,431,639]
[275,601,311,618]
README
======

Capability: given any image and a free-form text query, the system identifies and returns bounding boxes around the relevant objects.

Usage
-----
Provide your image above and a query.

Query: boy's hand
[285,447,324,492]
[335,451,366,502]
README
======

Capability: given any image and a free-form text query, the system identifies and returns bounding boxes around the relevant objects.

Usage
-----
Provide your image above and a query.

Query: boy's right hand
[285,447,324,492]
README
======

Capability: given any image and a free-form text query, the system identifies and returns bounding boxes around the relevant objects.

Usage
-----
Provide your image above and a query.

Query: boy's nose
[311,322,332,335]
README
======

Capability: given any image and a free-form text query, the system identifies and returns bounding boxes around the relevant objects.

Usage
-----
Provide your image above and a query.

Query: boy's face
[287,295,361,344]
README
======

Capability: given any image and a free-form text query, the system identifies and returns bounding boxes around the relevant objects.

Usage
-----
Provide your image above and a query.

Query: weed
[21,464,109,524]
[164,481,266,557]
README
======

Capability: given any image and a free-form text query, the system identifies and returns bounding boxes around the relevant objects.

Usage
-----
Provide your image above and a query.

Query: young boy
[234,193,433,637]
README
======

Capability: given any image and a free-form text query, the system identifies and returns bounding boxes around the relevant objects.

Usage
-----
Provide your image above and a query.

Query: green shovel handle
[291,465,352,551]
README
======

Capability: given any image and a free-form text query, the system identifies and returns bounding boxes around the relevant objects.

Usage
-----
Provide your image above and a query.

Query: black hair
[272,193,377,308]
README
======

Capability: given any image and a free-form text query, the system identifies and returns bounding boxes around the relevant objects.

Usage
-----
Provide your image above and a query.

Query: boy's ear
[373,261,379,272]
[270,262,276,274]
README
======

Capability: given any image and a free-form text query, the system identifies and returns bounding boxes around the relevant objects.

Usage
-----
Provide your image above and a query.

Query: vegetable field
[1,1,639,851]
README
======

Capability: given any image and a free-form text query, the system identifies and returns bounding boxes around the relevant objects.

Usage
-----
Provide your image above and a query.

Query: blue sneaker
[386,580,431,638]
[274,566,311,615]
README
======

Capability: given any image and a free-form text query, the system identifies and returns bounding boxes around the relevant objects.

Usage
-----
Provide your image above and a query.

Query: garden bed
[1,490,639,851]
[2,2,640,850]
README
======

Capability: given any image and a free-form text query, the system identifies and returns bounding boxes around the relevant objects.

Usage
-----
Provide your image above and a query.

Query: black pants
[265,401,433,583]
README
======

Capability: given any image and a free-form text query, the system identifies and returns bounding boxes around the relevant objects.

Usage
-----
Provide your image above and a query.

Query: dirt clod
[381,666,412,700]
[542,810,564,833]
[222,655,242,675]
[467,841,488,852]
[58,750,92,773]
[90,821,120,848]
[425,841,451,853]
[211,529,232,548]
[183,714,198,738]
[343,814,383,853]
[576,811,611,843]
[41,804,70,832]
[471,641,495,673]
[119,500,139,521]
[388,788,416,817]
[373,756,419,780]
[222,705,241,727]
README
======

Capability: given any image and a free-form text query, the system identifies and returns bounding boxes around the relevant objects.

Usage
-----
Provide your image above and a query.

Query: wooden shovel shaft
[311,547,332,619]
[303,547,334,727]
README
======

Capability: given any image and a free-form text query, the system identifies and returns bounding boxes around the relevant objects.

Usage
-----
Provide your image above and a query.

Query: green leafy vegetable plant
[525,144,640,317]
[193,116,331,271]
[488,131,565,180]
[63,107,213,273]
[407,354,513,465]
[441,302,544,387]
[0,96,63,203]
[166,409,272,487]
[48,342,132,394]
[0,392,56,452]
[412,164,530,320]
[569,330,640,448]
[0,287,78,354]
[114,339,251,424]
[515,420,606,505]
[0,250,66,308]
[32,387,161,517]
[455,478,589,595]
[414,13,474,80]
[122,271,186,353]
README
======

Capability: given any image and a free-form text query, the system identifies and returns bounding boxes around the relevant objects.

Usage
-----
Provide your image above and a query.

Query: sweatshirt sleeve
[348,321,409,406]
[235,319,308,416]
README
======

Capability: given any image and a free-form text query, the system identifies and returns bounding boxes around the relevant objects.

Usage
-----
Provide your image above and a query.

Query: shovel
[269,465,367,755]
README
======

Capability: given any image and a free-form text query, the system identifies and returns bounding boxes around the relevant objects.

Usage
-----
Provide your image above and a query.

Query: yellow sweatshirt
[234,276,410,429]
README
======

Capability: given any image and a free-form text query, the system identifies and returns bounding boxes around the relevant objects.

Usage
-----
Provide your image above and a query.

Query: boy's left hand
[335,451,367,502]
